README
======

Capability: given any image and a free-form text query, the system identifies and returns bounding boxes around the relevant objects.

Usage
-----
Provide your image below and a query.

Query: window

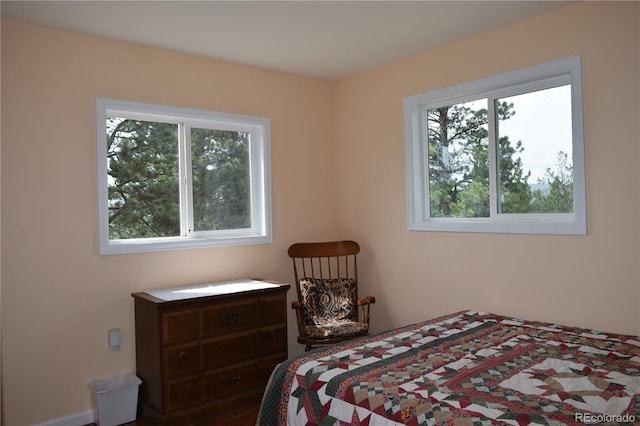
[404,56,586,235]
[97,98,271,254]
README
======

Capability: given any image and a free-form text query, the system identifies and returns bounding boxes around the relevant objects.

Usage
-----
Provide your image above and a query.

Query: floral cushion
[299,278,366,338]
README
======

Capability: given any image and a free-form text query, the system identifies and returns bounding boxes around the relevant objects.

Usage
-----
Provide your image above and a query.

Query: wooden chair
[288,240,376,351]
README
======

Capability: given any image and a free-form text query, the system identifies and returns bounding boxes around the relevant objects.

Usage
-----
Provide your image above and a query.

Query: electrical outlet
[109,328,121,351]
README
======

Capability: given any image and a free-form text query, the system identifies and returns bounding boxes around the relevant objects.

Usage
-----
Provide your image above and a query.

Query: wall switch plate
[109,328,121,351]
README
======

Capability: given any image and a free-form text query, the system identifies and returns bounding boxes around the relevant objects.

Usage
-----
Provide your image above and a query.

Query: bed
[258,310,640,425]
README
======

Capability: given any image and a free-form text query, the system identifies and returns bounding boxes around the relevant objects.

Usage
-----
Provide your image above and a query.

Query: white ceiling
[1,1,573,80]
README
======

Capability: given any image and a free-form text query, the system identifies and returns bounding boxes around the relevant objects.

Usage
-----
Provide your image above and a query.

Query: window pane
[107,118,180,239]
[191,128,251,231]
[427,100,489,218]
[497,85,573,214]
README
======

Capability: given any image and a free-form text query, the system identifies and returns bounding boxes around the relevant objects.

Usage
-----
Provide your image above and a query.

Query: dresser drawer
[259,295,287,326]
[164,343,201,377]
[165,375,201,412]
[203,363,260,400]
[202,300,257,336]
[203,332,258,368]
[162,309,199,345]
[258,326,287,356]
[260,353,287,383]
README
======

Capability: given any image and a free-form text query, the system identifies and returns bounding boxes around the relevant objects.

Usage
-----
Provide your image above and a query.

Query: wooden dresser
[132,279,289,426]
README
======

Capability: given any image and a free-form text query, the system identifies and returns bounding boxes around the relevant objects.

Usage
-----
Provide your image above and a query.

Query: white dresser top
[144,278,281,302]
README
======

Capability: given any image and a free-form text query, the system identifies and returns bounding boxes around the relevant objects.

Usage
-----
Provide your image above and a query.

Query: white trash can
[90,373,141,426]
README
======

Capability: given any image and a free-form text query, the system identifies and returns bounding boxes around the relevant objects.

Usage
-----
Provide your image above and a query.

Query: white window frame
[404,56,586,235]
[96,98,272,255]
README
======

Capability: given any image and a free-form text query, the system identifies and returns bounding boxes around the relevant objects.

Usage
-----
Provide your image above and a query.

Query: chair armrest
[357,296,376,305]
[291,300,307,340]
[356,296,375,326]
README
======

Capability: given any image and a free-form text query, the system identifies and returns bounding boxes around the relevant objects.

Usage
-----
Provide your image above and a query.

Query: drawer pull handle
[220,312,241,323]
[223,375,244,383]
[269,330,279,339]
[178,351,189,366]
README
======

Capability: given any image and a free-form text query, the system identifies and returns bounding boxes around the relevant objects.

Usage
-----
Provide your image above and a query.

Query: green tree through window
[107,118,180,239]
[426,99,569,218]
[190,128,251,232]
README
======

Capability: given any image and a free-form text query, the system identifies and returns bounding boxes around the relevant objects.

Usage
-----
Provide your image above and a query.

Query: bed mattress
[259,310,640,425]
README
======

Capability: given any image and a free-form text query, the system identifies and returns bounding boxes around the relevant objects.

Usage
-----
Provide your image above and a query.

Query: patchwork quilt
[258,311,640,425]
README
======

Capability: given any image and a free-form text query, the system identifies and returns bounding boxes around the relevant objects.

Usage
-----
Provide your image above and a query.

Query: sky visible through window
[498,85,572,184]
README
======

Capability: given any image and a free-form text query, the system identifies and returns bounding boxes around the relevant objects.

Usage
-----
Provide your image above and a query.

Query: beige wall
[1,1,639,424]
[334,1,640,335]
[1,21,337,425]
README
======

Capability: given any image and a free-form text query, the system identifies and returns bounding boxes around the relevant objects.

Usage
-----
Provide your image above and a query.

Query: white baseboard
[32,409,95,426]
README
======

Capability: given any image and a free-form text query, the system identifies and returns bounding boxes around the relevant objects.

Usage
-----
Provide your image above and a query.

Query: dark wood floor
[86,403,260,426]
